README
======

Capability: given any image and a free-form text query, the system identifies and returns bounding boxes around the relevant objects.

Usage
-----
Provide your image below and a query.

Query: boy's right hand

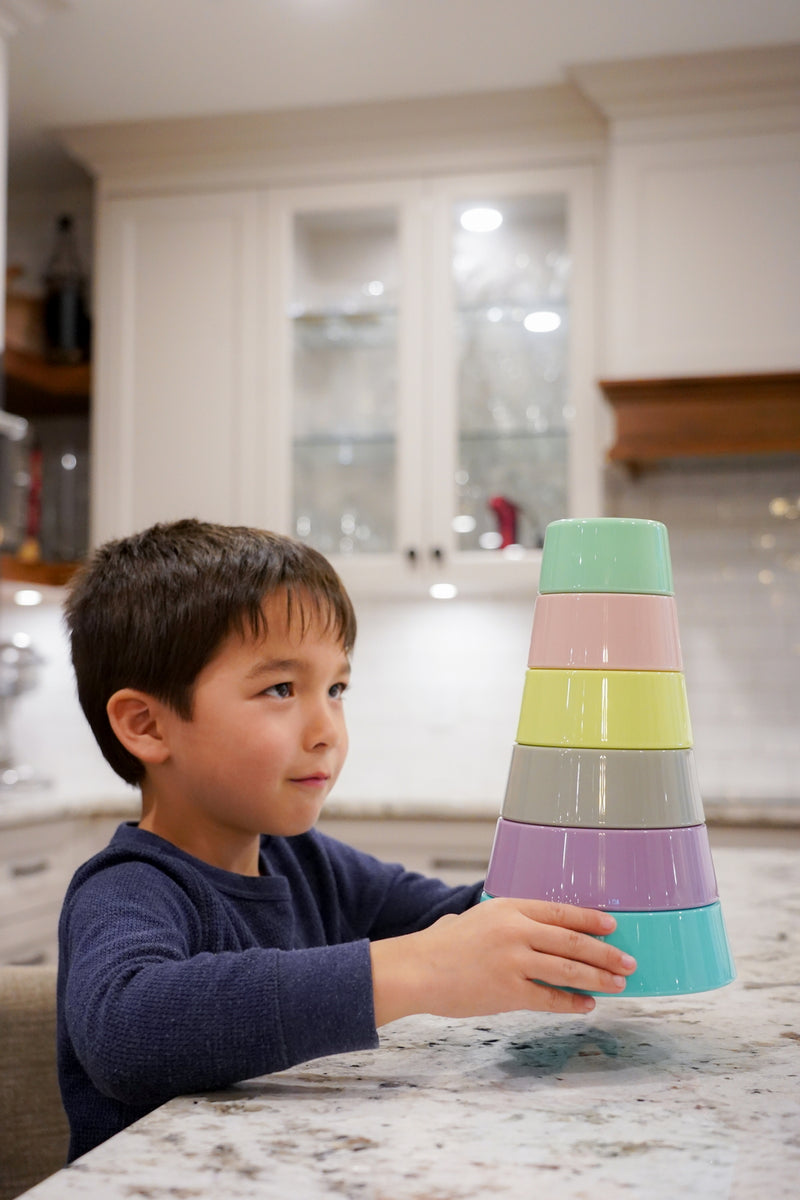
[370,897,636,1026]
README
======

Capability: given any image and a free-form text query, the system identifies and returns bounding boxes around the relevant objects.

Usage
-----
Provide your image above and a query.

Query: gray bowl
[501,745,705,828]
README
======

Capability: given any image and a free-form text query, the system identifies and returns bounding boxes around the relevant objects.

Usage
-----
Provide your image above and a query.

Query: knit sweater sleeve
[59,860,379,1112]
[301,830,485,942]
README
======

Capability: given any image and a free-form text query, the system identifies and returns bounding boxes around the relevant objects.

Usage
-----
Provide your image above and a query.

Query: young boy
[58,519,635,1161]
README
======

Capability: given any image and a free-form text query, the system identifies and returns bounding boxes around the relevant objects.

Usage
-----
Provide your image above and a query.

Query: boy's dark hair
[64,519,357,786]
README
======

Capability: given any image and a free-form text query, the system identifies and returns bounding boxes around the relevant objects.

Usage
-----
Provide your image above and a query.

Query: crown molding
[570,44,800,134]
[60,84,608,192]
[0,0,69,37]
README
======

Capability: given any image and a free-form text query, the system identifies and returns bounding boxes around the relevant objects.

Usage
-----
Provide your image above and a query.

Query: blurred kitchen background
[0,0,799,824]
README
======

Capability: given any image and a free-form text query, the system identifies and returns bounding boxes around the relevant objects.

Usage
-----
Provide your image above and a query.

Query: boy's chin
[268,810,323,839]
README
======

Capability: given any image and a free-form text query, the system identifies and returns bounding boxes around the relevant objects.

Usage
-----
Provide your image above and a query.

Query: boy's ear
[106,689,171,765]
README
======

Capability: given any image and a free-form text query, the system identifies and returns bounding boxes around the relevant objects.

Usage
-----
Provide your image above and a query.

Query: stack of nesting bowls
[483,517,735,997]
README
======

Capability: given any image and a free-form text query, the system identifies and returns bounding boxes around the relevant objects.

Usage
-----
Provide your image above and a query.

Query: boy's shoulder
[61,821,412,922]
[63,821,211,905]
[62,821,369,900]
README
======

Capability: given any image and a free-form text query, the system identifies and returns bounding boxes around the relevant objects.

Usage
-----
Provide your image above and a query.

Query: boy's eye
[264,682,292,698]
[329,681,348,699]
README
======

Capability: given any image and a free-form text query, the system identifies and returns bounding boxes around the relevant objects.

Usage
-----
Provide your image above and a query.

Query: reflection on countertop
[17,842,800,1200]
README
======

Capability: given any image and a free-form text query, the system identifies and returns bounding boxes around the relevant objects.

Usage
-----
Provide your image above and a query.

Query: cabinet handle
[6,951,48,967]
[430,546,444,562]
[405,547,418,565]
[10,858,49,878]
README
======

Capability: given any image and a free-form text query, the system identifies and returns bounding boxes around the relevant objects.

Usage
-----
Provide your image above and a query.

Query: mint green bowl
[480,895,735,997]
[539,518,674,595]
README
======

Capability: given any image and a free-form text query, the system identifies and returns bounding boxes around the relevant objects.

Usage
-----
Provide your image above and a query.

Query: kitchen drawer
[0,819,77,902]
[0,900,62,965]
[0,812,123,964]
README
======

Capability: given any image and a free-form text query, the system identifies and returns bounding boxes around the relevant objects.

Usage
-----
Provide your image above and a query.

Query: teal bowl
[480,895,735,997]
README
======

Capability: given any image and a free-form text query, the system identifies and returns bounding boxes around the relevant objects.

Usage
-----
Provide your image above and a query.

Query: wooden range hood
[600,372,800,469]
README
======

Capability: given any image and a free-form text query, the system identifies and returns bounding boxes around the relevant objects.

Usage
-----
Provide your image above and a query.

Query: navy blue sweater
[57,822,482,1161]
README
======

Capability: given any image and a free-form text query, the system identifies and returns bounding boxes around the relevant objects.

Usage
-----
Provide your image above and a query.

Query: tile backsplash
[606,456,800,807]
[1,457,798,815]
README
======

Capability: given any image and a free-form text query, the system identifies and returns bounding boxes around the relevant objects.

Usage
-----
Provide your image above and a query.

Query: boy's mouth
[290,772,330,786]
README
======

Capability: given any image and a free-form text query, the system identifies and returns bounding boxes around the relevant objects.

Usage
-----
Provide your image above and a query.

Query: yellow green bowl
[517,669,692,749]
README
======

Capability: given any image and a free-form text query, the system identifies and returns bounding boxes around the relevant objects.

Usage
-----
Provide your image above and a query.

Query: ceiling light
[460,207,503,233]
[523,310,561,333]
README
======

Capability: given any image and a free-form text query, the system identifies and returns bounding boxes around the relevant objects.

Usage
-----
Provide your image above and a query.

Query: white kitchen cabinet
[0,813,122,965]
[572,49,800,380]
[93,189,263,541]
[92,166,600,597]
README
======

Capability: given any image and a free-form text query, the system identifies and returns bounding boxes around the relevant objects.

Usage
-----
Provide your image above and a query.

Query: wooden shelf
[600,372,800,467]
[3,347,91,418]
[0,555,81,587]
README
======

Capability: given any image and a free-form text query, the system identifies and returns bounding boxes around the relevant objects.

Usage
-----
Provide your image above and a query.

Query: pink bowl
[528,592,683,671]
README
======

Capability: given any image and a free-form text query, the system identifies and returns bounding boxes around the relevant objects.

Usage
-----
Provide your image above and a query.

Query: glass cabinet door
[448,193,571,555]
[289,206,401,557]
[276,170,596,593]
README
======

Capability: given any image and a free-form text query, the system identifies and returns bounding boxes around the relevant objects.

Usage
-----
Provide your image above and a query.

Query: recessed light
[523,310,561,333]
[460,207,503,233]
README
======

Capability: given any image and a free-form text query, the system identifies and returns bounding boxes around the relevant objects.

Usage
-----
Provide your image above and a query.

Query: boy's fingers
[534,951,630,994]
[499,901,637,977]
[527,923,637,978]
[512,898,617,935]
[530,981,596,1015]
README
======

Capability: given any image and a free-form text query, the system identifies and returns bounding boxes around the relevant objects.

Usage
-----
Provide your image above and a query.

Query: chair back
[0,965,69,1200]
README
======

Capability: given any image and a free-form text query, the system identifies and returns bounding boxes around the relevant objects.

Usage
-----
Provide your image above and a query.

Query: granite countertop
[3,790,799,831]
[21,843,800,1200]
[0,791,139,830]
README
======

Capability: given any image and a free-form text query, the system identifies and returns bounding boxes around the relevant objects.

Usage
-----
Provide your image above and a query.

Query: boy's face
[143,591,350,868]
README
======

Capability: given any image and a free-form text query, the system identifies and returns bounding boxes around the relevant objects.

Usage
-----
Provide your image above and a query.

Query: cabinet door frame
[264,178,429,595]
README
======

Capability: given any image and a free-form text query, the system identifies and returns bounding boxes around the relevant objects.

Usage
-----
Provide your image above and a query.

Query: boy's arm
[311,830,483,940]
[60,863,379,1109]
[313,833,634,1019]
[370,896,635,1025]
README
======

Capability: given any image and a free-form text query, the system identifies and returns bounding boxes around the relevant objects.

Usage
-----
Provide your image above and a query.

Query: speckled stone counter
[3,790,798,830]
[0,792,138,830]
[20,844,800,1200]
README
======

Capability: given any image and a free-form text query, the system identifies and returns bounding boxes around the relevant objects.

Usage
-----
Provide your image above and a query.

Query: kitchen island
[18,841,800,1200]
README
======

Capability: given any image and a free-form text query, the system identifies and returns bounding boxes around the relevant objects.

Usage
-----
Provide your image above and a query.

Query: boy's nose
[304,700,342,749]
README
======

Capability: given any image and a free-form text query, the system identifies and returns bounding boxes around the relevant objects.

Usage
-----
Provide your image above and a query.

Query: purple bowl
[484,818,718,911]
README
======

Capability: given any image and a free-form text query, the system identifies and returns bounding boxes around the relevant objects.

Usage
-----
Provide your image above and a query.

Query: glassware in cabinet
[289,206,401,558]
[274,169,598,595]
[449,192,571,556]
